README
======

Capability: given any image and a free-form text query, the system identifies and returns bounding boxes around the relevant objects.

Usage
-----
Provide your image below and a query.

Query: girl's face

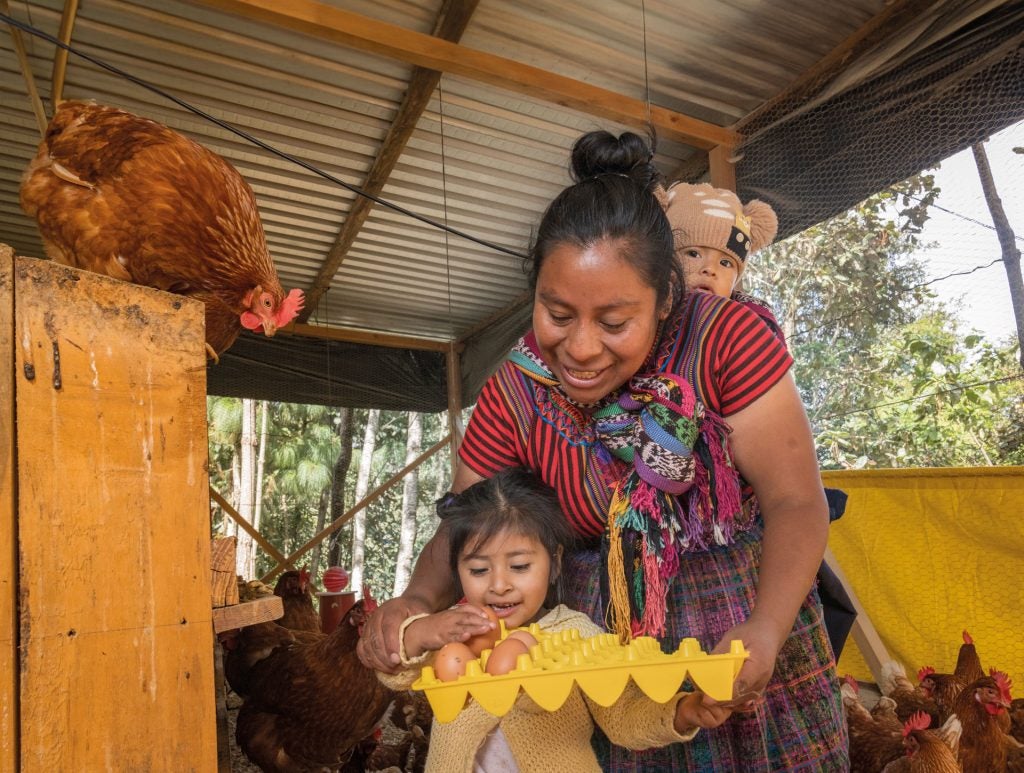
[533,239,669,405]
[457,528,558,630]
[680,245,740,298]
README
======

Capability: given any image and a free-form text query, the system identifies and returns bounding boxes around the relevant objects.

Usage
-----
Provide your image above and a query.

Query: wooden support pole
[823,547,891,685]
[2,0,49,136]
[446,344,463,482]
[0,246,17,772]
[708,144,737,192]
[280,321,453,352]
[209,488,292,570]
[262,434,451,582]
[50,0,80,107]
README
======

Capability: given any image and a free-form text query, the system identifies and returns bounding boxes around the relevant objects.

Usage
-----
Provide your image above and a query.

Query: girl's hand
[357,595,433,672]
[710,618,786,710]
[404,604,496,659]
[673,692,732,734]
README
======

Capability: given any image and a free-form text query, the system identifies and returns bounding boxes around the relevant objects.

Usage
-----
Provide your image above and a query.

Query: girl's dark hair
[442,467,575,604]
[527,130,682,307]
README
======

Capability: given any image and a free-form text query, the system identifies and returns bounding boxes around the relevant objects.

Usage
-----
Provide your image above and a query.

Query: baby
[663,182,784,341]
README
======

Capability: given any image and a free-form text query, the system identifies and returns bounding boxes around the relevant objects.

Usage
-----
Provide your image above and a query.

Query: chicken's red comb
[917,666,935,681]
[362,583,377,613]
[842,674,859,693]
[990,669,1013,703]
[963,630,973,645]
[275,288,304,326]
[903,711,931,736]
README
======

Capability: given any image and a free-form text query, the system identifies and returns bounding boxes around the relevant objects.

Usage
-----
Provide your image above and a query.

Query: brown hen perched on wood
[19,100,303,358]
[274,568,321,633]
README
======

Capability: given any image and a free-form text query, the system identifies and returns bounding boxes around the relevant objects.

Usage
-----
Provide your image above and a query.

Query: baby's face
[680,245,740,298]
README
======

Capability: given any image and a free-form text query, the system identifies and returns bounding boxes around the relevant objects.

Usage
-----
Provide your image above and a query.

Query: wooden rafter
[188,0,739,153]
[298,0,480,320]
[2,0,48,136]
[50,0,80,107]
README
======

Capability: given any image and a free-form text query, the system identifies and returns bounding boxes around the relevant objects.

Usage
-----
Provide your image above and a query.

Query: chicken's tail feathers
[880,659,912,695]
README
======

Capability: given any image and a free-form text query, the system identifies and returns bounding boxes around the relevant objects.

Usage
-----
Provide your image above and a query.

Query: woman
[359,130,848,771]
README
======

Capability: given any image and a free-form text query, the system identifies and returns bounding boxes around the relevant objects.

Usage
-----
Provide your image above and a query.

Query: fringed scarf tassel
[605,485,633,643]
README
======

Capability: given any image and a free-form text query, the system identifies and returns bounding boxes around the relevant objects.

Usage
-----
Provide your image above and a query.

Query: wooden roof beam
[50,0,81,107]
[188,0,739,151]
[2,0,48,136]
[298,0,480,320]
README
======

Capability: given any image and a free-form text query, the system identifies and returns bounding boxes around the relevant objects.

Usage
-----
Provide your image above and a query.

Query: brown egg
[485,637,530,676]
[505,630,538,650]
[434,642,476,682]
[464,606,501,656]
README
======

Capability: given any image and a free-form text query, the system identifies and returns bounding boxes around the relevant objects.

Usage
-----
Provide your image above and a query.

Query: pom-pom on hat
[662,182,778,272]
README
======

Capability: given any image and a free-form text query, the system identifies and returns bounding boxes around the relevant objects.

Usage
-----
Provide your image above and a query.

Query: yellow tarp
[823,467,1024,689]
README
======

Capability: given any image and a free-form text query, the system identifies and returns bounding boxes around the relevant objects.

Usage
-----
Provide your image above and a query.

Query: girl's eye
[685,249,701,259]
[467,567,488,577]
[511,563,531,572]
[601,320,626,332]
[719,259,734,270]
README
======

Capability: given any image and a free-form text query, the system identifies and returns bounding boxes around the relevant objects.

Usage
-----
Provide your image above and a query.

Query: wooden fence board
[0,246,17,770]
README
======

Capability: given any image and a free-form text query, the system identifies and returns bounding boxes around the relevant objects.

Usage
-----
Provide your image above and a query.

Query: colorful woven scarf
[510,337,744,641]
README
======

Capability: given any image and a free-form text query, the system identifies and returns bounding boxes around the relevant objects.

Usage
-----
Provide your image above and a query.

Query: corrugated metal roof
[0,0,938,344]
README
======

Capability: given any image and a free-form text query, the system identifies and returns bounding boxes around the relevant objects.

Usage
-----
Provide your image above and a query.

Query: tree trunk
[310,488,330,578]
[972,141,1024,368]
[251,400,269,571]
[236,398,258,578]
[393,412,423,596]
[350,409,380,594]
[328,408,354,569]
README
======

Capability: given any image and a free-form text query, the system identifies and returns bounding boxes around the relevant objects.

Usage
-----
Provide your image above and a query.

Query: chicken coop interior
[2,0,1023,770]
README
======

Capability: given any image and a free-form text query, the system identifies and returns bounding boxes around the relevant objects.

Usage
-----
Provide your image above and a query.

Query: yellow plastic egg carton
[412,622,748,723]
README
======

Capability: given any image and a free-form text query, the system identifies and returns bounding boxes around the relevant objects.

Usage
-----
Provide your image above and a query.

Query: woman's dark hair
[442,467,575,604]
[528,130,682,307]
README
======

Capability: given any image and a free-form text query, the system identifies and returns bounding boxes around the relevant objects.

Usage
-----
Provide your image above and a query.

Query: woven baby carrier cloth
[510,340,746,641]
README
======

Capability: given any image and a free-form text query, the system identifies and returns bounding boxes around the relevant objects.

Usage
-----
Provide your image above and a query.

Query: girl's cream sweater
[378,604,698,773]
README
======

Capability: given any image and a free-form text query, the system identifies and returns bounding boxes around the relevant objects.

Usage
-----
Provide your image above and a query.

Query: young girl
[376,467,732,773]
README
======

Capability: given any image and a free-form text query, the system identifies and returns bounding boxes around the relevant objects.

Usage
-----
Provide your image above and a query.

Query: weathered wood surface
[13,256,217,771]
[211,536,240,608]
[0,246,17,772]
[211,595,283,634]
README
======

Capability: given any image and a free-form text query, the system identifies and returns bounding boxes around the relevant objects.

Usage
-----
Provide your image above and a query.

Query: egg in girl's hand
[484,637,530,676]
[464,606,501,656]
[434,642,477,682]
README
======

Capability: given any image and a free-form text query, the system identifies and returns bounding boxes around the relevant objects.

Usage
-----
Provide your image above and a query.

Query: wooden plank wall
[11,254,217,770]
[0,247,17,770]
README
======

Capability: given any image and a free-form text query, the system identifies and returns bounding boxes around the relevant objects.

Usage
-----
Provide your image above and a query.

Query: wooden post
[0,246,17,771]
[447,344,463,481]
[823,547,891,684]
[12,255,217,770]
[708,144,737,192]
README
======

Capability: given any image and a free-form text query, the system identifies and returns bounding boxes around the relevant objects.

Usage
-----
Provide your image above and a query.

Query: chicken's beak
[261,319,278,337]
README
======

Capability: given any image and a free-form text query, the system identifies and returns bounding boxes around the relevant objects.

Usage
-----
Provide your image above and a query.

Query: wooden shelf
[212,596,283,634]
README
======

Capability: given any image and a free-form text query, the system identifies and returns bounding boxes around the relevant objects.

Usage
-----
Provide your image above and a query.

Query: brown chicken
[843,676,906,772]
[918,630,987,722]
[19,100,303,358]
[1010,698,1024,745]
[235,590,395,772]
[950,669,1017,773]
[880,711,962,773]
[880,660,941,725]
[275,568,321,633]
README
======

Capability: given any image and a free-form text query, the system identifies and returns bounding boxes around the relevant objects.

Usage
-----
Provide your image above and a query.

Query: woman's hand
[710,618,786,710]
[357,595,432,672]
[673,691,733,734]
[404,604,497,659]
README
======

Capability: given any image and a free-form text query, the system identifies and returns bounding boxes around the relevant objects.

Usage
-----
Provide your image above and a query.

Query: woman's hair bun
[570,130,657,188]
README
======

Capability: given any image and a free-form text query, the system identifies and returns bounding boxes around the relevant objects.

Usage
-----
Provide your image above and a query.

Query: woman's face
[533,239,668,404]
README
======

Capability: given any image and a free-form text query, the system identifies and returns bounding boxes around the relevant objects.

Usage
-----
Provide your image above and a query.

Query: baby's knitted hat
[662,182,778,272]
